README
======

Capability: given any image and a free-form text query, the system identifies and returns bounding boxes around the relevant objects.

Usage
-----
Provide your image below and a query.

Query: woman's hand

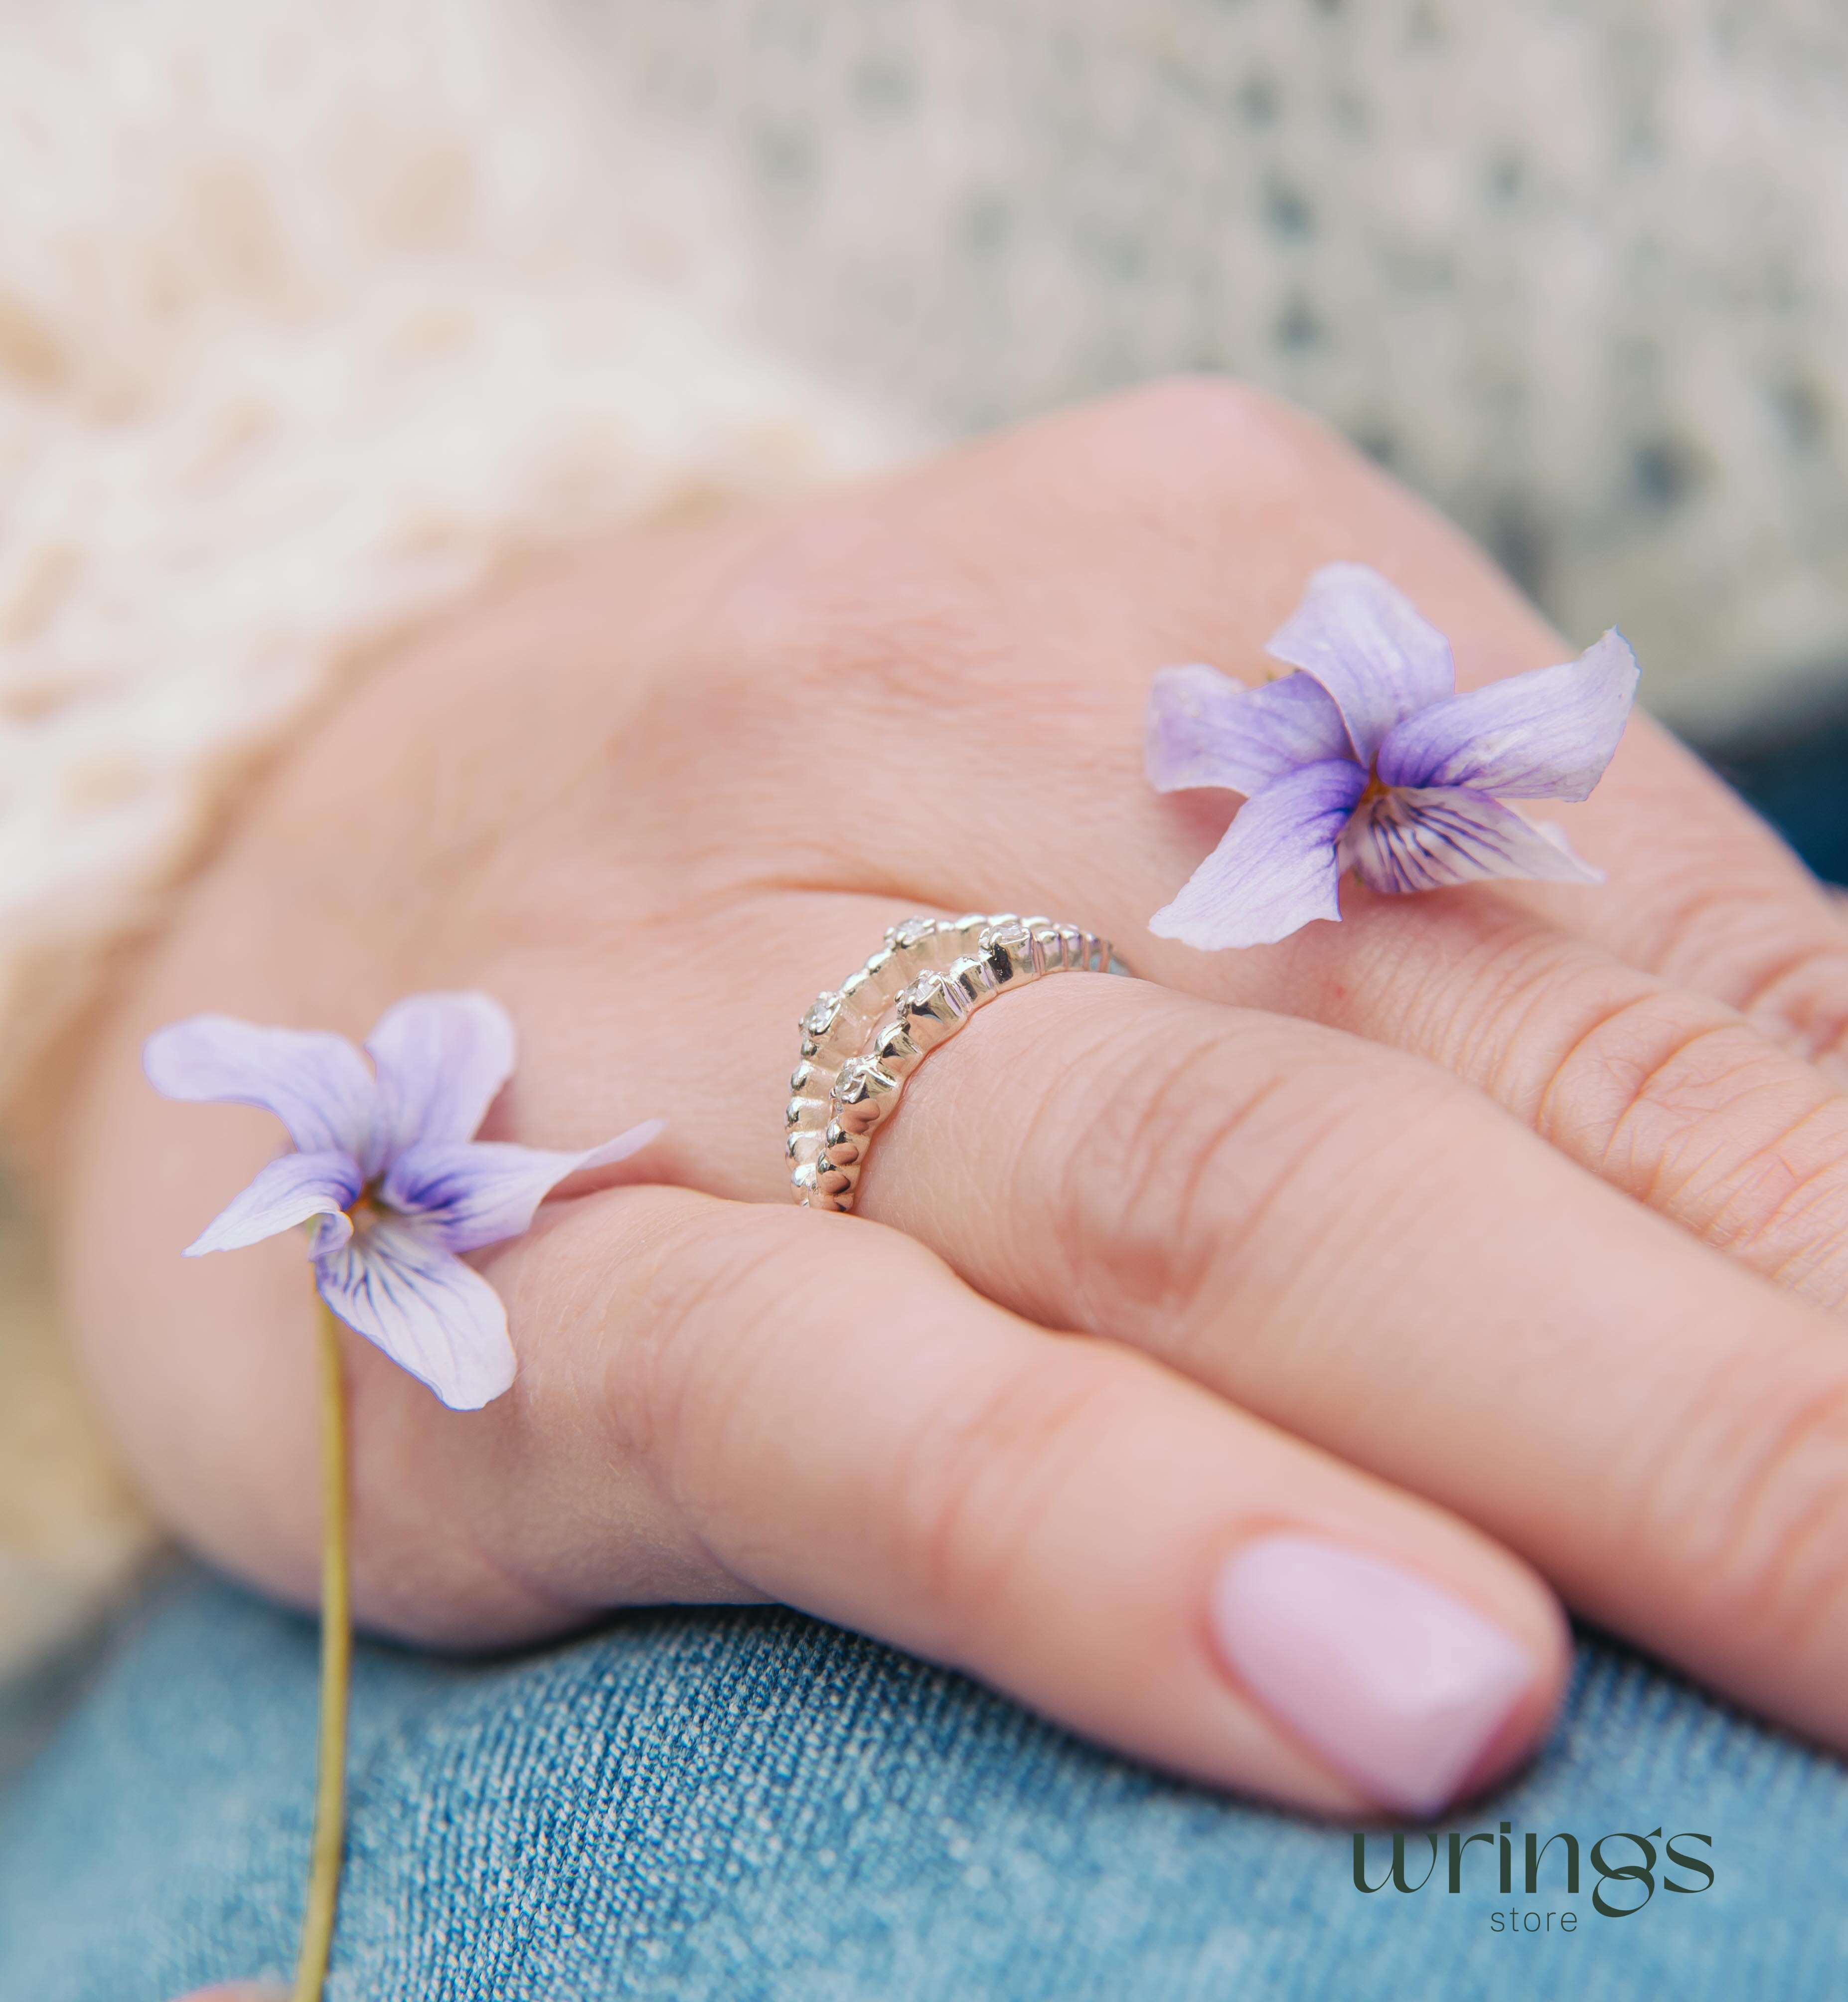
[52,380,1848,1819]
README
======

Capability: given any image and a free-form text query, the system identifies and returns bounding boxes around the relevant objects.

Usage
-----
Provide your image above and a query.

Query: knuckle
[1733,940,1848,1071]
[889,1341,1137,1642]
[1619,849,1789,979]
[1538,985,1783,1194]
[704,501,1018,730]
[1618,859,1848,1063]
[1047,1013,1444,1349]
[686,377,1357,752]
[1083,371,1278,444]
[1536,985,1848,1296]
[1039,373,1344,524]
[1068,372,1327,473]
[1653,875,1800,989]
[1641,1347,1848,1661]
[604,1201,814,1489]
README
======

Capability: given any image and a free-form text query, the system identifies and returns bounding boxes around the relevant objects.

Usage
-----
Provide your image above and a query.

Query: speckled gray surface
[567,0,1848,730]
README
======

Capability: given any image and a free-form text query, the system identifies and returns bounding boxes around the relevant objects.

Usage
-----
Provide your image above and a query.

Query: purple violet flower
[144,992,662,1410]
[1146,562,1640,949]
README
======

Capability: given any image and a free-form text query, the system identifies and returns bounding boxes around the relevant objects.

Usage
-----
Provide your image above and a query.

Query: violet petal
[366,992,518,1170]
[1264,563,1456,766]
[183,1150,362,1258]
[1147,665,1355,797]
[313,1215,516,1410]
[1375,630,1639,801]
[144,1015,377,1159]
[1149,758,1368,949]
[381,1119,666,1255]
[1339,786,1605,895]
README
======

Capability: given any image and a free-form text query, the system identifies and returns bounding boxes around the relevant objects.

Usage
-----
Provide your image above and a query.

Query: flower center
[1356,767,1391,810]
[345,1187,391,1239]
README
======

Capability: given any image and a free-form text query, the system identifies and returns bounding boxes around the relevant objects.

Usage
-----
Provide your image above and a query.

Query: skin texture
[48,379,1848,1819]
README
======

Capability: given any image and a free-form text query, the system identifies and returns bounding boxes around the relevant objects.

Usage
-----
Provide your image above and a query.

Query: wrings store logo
[1352,1821,1714,1930]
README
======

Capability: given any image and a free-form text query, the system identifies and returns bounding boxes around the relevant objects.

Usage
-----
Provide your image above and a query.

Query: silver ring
[787,913,1130,1211]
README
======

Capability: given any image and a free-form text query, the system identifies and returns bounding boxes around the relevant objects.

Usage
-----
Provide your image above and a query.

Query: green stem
[292,1306,351,2002]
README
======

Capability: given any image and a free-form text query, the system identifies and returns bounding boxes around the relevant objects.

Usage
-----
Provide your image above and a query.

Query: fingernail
[1209,1534,1538,1817]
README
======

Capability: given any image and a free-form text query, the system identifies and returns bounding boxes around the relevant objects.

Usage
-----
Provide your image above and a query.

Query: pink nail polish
[1209,1534,1538,1817]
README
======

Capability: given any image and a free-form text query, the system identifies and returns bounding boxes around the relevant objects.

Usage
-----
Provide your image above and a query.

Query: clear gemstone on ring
[794,914,1126,1207]
[803,991,844,1036]
[834,1055,878,1099]
[900,972,963,1018]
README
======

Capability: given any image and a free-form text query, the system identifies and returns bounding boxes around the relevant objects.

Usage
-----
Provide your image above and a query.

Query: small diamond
[900,972,962,1019]
[835,1056,897,1104]
[982,920,1036,979]
[803,991,844,1036]
[888,916,938,950]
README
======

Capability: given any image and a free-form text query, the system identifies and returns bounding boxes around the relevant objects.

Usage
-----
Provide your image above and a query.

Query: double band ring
[787,913,1130,1211]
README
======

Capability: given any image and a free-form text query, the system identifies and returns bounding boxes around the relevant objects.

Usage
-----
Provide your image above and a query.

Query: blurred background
[4,0,1848,1760]
[580,0,1848,747]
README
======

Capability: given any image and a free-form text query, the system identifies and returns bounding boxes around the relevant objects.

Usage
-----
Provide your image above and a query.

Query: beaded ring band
[787,913,1129,1212]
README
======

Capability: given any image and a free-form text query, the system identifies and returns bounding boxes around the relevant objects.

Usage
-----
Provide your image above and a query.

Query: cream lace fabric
[0,0,908,1675]
[0,0,909,1113]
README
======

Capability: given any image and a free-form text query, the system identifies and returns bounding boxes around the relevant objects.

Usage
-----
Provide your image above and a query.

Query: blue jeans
[0,1568,1841,2000]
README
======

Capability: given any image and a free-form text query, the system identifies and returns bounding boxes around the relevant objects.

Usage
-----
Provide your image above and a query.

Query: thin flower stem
[292,1306,351,2002]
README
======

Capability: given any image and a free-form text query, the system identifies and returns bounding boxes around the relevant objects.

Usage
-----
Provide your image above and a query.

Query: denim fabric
[0,1568,1843,2001]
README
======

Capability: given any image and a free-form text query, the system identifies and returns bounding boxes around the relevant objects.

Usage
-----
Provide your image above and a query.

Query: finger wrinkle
[1529,982,1848,1312]
[591,1198,823,1492]
[1723,1120,1848,1311]
[889,1340,1136,1663]
[1435,930,1609,1115]
[1636,1338,1848,1667]
[1730,940,1848,1072]
[1534,992,1749,1188]
[1301,899,1621,1124]
[1044,1003,1456,1367]
[1043,1009,1307,1330]
[1620,862,1848,1053]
